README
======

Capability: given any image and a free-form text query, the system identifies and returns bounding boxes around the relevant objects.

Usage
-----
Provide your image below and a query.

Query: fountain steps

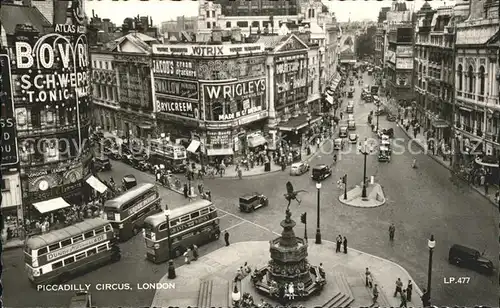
[197,280,213,308]
[322,272,354,308]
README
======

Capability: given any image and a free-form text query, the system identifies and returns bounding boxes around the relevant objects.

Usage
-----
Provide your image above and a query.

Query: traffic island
[150,241,421,308]
[338,183,386,208]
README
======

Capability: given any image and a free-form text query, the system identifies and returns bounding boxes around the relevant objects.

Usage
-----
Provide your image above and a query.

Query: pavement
[338,183,386,208]
[151,241,422,308]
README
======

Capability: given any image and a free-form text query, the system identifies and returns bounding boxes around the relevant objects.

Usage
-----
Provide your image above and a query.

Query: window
[206,11,210,18]
[52,261,63,269]
[61,239,72,247]
[468,65,474,92]
[226,21,231,28]
[191,212,200,219]
[49,243,61,251]
[1,179,9,191]
[38,247,48,255]
[180,215,190,223]
[75,252,86,261]
[95,227,104,235]
[87,248,97,256]
[73,235,84,243]
[105,225,112,232]
[64,257,75,265]
[479,66,485,95]
[251,21,259,28]
[84,231,94,239]
[237,21,248,28]
[457,64,463,91]
[170,219,179,227]
[207,22,211,29]
[213,22,216,28]
[97,244,108,253]
[212,10,216,17]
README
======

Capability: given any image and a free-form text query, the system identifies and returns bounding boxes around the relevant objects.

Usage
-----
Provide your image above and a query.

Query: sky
[85,0,456,27]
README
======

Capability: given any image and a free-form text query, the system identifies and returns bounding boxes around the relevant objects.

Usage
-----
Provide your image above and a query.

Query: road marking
[222,221,246,232]
[218,214,228,219]
[216,208,279,236]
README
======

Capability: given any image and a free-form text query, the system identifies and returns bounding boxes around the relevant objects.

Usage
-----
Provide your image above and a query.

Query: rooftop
[0,4,51,35]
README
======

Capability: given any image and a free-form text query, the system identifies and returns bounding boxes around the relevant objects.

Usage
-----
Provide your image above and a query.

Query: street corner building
[0,0,93,238]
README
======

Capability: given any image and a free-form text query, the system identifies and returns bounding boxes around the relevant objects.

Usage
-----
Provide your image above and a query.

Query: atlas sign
[152,44,264,57]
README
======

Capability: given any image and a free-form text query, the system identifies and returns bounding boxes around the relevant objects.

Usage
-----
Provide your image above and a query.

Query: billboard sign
[152,58,197,79]
[152,43,265,57]
[156,97,199,119]
[154,78,198,100]
[396,46,413,57]
[396,58,413,70]
[0,54,19,166]
[203,78,266,100]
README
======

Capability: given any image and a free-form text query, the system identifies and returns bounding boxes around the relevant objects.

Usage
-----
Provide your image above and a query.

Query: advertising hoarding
[0,54,19,166]
[115,57,152,111]
[396,58,413,70]
[152,58,197,79]
[274,52,308,106]
[396,46,413,57]
[156,97,199,119]
[197,57,265,80]
[154,78,199,100]
[203,78,266,101]
[152,43,265,57]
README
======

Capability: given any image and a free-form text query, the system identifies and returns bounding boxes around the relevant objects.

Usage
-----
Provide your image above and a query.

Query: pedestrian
[198,183,204,195]
[183,184,188,198]
[238,168,243,179]
[244,262,251,274]
[192,244,199,261]
[183,248,192,264]
[406,280,412,301]
[400,289,408,308]
[394,278,403,297]
[340,112,343,120]
[224,230,230,246]
[495,190,499,204]
[342,236,348,254]
[336,235,342,253]
[389,223,395,241]
[365,267,372,287]
[372,284,379,305]
[421,288,430,307]
[484,180,489,194]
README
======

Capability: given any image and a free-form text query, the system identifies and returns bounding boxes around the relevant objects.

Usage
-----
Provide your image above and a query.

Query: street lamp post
[358,139,373,198]
[343,174,348,200]
[427,235,436,301]
[376,102,380,132]
[315,182,322,244]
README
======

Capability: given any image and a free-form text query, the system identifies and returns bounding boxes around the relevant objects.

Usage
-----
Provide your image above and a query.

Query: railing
[465,93,475,100]
[478,95,485,102]
[457,91,462,97]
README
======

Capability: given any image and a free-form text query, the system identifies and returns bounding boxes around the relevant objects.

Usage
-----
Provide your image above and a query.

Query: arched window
[468,65,474,93]
[457,64,463,90]
[479,66,485,95]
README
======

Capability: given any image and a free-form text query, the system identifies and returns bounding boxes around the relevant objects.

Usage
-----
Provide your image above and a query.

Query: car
[348,114,355,121]
[311,164,332,182]
[348,133,358,144]
[122,174,137,190]
[448,244,494,275]
[92,156,112,172]
[334,138,345,150]
[346,105,354,113]
[239,193,268,212]
[347,120,356,130]
[290,161,310,176]
[69,291,92,308]
[339,126,348,138]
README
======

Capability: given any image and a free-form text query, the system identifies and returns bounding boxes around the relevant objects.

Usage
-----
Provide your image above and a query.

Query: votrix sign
[0,54,19,166]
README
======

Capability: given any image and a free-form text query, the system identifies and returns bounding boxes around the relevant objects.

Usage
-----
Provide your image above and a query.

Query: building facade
[1,0,92,223]
[453,0,499,165]
[385,25,414,101]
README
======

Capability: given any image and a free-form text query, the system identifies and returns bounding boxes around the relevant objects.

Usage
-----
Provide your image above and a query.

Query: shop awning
[187,140,201,153]
[248,135,267,148]
[432,120,449,129]
[459,107,472,112]
[475,156,499,167]
[86,176,108,194]
[277,114,322,132]
[326,89,334,96]
[138,124,153,129]
[33,197,71,214]
[326,95,334,105]
[207,148,234,156]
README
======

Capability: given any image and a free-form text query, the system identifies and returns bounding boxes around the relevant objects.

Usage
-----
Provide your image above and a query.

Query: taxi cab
[339,126,348,138]
[347,120,356,130]
[378,146,391,162]
[346,103,354,114]
[290,161,310,176]
[239,193,269,212]
[334,138,345,150]
[348,114,355,121]
[311,164,332,182]
[69,291,92,308]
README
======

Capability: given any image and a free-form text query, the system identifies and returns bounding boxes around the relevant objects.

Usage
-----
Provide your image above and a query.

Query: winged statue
[284,181,307,211]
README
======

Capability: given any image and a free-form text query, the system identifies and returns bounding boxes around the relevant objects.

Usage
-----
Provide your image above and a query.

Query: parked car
[290,161,310,176]
[311,164,332,182]
[339,126,348,138]
[92,156,112,172]
[239,193,268,212]
[348,133,358,144]
[69,291,92,308]
[448,244,494,275]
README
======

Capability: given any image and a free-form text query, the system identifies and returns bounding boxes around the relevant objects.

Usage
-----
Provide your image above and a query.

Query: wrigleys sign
[203,78,266,100]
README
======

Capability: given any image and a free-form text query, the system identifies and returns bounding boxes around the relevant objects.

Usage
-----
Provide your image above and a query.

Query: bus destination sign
[170,214,212,234]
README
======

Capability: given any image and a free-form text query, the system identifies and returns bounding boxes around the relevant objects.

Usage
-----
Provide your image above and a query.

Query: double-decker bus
[24,218,120,285]
[149,139,187,173]
[143,200,220,263]
[104,183,161,241]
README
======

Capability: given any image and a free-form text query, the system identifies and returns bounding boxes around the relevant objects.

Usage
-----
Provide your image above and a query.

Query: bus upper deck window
[200,209,209,215]
[180,215,190,223]
[48,243,61,251]
[170,219,179,227]
[38,247,48,255]
[191,212,200,219]
[84,231,94,239]
[61,239,72,247]
[105,225,112,232]
[73,235,84,243]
